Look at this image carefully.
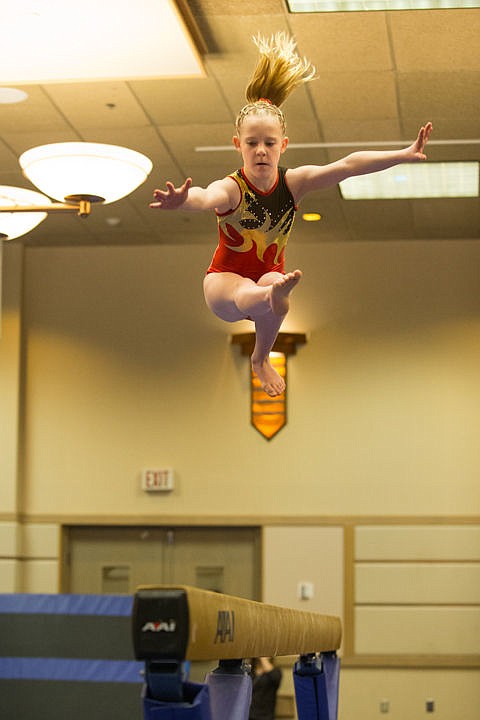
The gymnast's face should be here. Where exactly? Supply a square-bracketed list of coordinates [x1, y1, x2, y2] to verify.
[233, 113, 288, 184]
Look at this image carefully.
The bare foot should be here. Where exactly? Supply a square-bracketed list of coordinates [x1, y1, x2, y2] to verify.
[269, 269, 302, 316]
[252, 358, 286, 397]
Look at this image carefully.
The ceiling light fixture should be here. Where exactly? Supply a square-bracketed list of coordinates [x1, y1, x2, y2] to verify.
[1, 0, 205, 84]
[0, 187, 51, 241]
[287, 0, 480, 12]
[19, 143, 153, 205]
[0, 142, 153, 240]
[339, 162, 479, 199]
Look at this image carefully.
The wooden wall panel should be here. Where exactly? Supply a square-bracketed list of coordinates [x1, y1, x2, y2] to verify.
[355, 606, 480, 655]
[356, 563, 480, 605]
[353, 523, 480, 662]
[356, 526, 480, 561]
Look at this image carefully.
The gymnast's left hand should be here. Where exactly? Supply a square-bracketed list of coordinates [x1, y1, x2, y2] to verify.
[405, 122, 433, 161]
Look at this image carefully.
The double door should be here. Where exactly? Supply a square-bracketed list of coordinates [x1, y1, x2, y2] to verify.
[63, 525, 260, 680]
[65, 525, 260, 598]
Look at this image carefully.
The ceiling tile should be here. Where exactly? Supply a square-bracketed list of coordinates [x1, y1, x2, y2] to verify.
[201, 13, 290, 55]
[44, 82, 150, 130]
[320, 119, 403, 145]
[389, 9, 480, 72]
[412, 198, 479, 239]
[189, 0, 285, 15]
[398, 71, 480, 120]
[423, 143, 480, 163]
[310, 71, 398, 120]
[283, 146, 329, 168]
[0, 86, 72, 133]
[2, 129, 80, 156]
[129, 77, 231, 126]
[160, 122, 235, 167]
[0, 143, 22, 173]
[205, 56, 251, 111]
[295, 197, 350, 243]
[138, 206, 219, 244]
[78, 199, 150, 234]
[342, 199, 415, 240]
[22, 214, 94, 246]
[290, 11, 392, 72]
[280, 90, 321, 140]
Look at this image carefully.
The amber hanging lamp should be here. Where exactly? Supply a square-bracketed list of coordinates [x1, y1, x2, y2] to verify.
[232, 332, 307, 440]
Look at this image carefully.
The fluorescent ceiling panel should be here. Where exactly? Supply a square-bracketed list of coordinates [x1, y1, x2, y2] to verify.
[1, 0, 204, 84]
[339, 162, 479, 199]
[287, 0, 479, 10]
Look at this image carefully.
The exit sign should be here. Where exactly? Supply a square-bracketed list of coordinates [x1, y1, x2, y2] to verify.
[141, 468, 174, 492]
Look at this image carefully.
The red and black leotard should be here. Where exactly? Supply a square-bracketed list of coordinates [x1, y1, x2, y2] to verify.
[206, 167, 297, 282]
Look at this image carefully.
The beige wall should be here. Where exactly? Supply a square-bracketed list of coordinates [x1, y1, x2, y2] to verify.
[0, 243, 22, 516]
[0, 244, 23, 589]
[12, 240, 480, 519]
[1, 238, 480, 716]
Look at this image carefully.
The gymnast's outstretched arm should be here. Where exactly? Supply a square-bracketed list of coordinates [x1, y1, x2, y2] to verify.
[150, 176, 238, 214]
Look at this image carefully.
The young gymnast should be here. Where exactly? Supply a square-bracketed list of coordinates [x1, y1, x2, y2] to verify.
[151, 33, 432, 397]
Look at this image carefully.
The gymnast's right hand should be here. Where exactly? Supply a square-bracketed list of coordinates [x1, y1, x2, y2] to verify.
[150, 177, 192, 209]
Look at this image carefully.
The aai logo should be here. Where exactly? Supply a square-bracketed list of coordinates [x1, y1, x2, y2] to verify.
[141, 620, 176, 633]
[214, 610, 235, 643]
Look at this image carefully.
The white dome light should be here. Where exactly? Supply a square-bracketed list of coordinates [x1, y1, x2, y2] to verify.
[0, 186, 50, 240]
[19, 142, 153, 204]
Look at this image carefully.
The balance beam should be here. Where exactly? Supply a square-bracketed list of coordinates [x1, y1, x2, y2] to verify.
[132, 585, 342, 662]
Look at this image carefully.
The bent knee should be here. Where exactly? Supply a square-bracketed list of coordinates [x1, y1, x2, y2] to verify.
[203, 273, 249, 322]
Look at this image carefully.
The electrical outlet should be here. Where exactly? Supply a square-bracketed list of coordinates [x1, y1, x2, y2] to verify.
[297, 581, 314, 600]
[426, 699, 435, 713]
[380, 700, 390, 713]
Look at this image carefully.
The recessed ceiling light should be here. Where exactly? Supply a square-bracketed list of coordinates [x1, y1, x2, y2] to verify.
[0, 88, 28, 104]
[339, 162, 479, 199]
[105, 217, 122, 227]
[287, 0, 479, 12]
[302, 212, 322, 221]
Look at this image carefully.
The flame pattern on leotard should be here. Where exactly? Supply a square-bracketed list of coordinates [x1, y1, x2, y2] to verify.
[209, 167, 296, 281]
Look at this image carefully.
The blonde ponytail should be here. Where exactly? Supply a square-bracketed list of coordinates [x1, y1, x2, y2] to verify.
[246, 33, 316, 107]
[236, 33, 315, 134]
